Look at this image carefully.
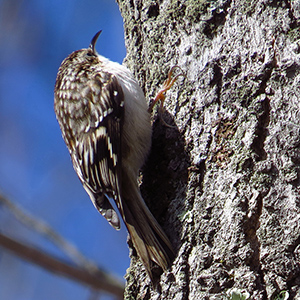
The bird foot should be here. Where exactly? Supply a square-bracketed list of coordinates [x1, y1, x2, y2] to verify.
[148, 66, 185, 127]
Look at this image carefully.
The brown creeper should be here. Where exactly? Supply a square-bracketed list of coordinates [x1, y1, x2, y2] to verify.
[54, 31, 174, 281]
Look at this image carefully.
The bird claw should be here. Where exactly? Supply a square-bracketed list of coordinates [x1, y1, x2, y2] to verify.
[148, 66, 185, 127]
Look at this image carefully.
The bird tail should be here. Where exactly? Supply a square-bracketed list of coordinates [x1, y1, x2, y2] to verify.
[120, 171, 174, 281]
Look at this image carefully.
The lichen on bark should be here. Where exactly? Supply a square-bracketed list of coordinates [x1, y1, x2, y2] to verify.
[117, 0, 300, 299]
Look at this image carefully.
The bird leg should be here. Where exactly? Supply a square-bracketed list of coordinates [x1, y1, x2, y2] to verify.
[148, 66, 185, 127]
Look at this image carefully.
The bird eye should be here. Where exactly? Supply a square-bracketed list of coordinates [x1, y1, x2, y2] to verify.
[86, 52, 94, 57]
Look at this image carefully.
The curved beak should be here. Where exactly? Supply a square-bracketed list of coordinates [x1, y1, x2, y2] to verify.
[89, 30, 102, 54]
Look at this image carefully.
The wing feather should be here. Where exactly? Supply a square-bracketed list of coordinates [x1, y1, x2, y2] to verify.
[72, 72, 125, 229]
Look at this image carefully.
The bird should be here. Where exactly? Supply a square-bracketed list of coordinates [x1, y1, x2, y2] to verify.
[54, 30, 175, 281]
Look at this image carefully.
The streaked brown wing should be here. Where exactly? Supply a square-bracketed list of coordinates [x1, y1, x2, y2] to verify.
[72, 72, 125, 229]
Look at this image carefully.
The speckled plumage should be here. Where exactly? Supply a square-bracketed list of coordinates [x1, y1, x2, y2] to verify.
[54, 31, 174, 281]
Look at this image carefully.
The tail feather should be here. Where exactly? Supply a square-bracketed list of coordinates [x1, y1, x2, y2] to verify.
[121, 172, 174, 280]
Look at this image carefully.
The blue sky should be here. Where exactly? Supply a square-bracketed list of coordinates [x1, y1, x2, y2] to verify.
[0, 0, 128, 299]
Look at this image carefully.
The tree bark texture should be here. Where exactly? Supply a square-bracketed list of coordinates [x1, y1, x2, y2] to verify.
[117, 1, 300, 299]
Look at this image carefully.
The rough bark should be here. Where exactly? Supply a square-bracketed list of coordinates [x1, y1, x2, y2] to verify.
[117, 0, 300, 299]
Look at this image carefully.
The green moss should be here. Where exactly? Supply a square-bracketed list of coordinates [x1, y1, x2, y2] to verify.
[274, 290, 289, 300]
[250, 172, 273, 189]
[225, 288, 250, 300]
[238, 0, 257, 15]
[184, 0, 210, 22]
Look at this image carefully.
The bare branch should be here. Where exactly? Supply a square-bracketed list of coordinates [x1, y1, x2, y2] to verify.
[0, 232, 124, 299]
[0, 193, 97, 272]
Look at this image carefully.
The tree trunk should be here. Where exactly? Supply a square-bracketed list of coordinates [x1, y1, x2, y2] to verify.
[117, 1, 300, 299]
